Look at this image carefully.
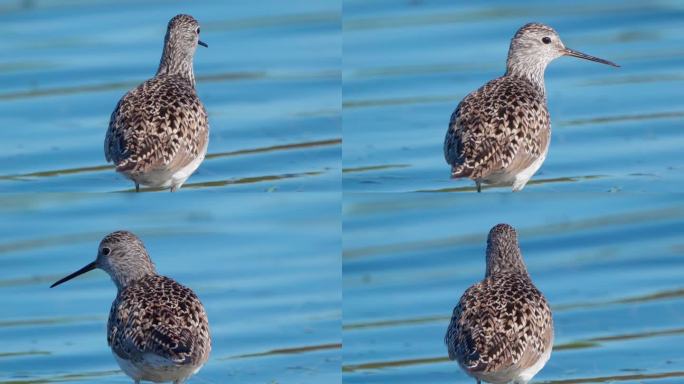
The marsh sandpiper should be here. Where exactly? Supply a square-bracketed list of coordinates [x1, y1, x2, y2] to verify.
[51, 231, 211, 383]
[444, 23, 618, 192]
[445, 224, 553, 384]
[105, 14, 209, 192]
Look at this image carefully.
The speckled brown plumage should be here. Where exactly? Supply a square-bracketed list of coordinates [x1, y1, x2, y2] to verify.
[444, 76, 550, 185]
[105, 14, 209, 192]
[51, 230, 211, 384]
[445, 224, 553, 384]
[108, 275, 211, 370]
[444, 23, 618, 192]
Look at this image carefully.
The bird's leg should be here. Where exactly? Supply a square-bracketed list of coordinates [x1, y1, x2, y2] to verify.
[476, 181, 482, 193]
[135, 183, 140, 193]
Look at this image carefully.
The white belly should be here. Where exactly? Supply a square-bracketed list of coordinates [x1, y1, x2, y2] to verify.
[514, 344, 552, 384]
[123, 138, 208, 192]
[476, 139, 549, 192]
[114, 353, 204, 383]
[169, 139, 208, 191]
[511, 145, 548, 192]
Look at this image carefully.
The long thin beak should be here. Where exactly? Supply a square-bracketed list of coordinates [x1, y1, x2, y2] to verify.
[563, 48, 619, 67]
[50, 261, 97, 288]
[198, 40, 208, 48]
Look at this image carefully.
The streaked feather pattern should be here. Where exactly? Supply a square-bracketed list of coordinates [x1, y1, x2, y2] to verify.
[104, 14, 209, 192]
[107, 275, 211, 367]
[445, 224, 553, 384]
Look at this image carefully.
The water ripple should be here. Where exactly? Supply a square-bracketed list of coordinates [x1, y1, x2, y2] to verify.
[0, 138, 340, 181]
[223, 343, 341, 360]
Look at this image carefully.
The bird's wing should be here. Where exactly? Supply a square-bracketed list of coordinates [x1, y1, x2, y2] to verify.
[444, 77, 550, 179]
[104, 77, 209, 175]
[107, 276, 210, 365]
[445, 274, 553, 373]
[445, 283, 485, 364]
[510, 285, 554, 371]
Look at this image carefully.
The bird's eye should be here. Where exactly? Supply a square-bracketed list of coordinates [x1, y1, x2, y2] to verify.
[542, 37, 551, 44]
[102, 247, 111, 256]
[196, 27, 200, 34]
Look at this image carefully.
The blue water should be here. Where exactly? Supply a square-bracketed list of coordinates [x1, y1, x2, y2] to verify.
[0, 193, 341, 383]
[0, 0, 341, 192]
[343, 193, 684, 383]
[342, 0, 684, 192]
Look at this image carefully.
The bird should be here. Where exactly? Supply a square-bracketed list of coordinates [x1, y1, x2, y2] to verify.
[51, 231, 211, 383]
[444, 23, 619, 192]
[444, 224, 553, 384]
[105, 14, 210, 192]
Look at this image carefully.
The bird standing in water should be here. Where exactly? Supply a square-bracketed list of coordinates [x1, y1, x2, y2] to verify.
[105, 14, 209, 192]
[444, 23, 618, 192]
[445, 224, 553, 384]
[51, 231, 211, 383]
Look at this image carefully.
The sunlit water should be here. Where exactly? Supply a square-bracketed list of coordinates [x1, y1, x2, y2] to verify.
[342, 0, 684, 192]
[343, 193, 684, 383]
[0, 0, 341, 192]
[0, 193, 341, 383]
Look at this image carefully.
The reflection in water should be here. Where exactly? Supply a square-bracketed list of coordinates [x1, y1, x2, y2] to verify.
[343, 356, 449, 373]
[0, 350, 50, 358]
[415, 175, 607, 192]
[180, 170, 325, 191]
[226, 342, 341, 360]
[342, 164, 410, 174]
[0, 369, 123, 384]
[343, 94, 452, 109]
[0, 139, 341, 193]
[0, 315, 104, 329]
[342, 325, 684, 373]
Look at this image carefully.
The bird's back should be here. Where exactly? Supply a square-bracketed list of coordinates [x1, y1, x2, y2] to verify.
[107, 275, 211, 372]
[444, 76, 550, 182]
[445, 272, 553, 383]
[105, 74, 209, 178]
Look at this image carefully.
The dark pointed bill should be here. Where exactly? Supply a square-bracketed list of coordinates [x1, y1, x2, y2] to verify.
[50, 261, 97, 288]
[563, 48, 619, 67]
[198, 40, 208, 48]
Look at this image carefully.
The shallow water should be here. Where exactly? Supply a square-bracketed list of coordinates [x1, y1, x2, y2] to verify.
[0, 193, 340, 383]
[343, 193, 684, 383]
[342, 0, 684, 192]
[0, 0, 341, 192]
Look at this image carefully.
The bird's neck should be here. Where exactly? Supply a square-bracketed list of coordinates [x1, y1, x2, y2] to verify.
[111, 264, 157, 292]
[505, 58, 547, 98]
[485, 247, 529, 278]
[156, 43, 196, 86]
